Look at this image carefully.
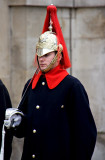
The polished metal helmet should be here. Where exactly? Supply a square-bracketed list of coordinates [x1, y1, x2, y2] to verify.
[36, 31, 60, 57]
[36, 30, 63, 72]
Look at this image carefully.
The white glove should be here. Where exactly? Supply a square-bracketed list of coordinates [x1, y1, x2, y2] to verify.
[4, 108, 24, 129]
[4, 114, 22, 129]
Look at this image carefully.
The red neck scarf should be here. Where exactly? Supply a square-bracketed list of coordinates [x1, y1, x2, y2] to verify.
[32, 65, 69, 89]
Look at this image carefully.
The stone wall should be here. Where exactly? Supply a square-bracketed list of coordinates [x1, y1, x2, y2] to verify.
[0, 0, 11, 92]
[0, 0, 105, 159]
[71, 7, 105, 160]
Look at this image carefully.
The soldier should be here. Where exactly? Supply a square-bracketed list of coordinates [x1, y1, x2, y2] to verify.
[5, 5, 97, 160]
[0, 80, 12, 160]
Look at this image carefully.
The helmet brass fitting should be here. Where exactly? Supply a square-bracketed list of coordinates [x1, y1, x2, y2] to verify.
[36, 31, 63, 72]
[36, 31, 63, 57]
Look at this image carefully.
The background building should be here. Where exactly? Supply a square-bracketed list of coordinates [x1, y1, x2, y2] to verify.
[0, 0, 105, 159]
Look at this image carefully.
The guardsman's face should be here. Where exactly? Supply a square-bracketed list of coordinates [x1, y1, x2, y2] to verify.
[38, 51, 56, 71]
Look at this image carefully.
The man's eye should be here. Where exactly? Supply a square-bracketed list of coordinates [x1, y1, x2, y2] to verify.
[44, 54, 48, 57]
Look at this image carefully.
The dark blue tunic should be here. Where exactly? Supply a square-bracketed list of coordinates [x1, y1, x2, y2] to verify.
[15, 75, 97, 160]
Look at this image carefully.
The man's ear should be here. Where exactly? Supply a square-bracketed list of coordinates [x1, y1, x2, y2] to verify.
[59, 53, 62, 61]
[57, 44, 63, 62]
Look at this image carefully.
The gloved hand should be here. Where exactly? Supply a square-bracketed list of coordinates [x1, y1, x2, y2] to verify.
[4, 114, 22, 129]
[4, 108, 24, 129]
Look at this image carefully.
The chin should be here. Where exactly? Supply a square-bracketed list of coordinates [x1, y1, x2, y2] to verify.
[40, 67, 46, 70]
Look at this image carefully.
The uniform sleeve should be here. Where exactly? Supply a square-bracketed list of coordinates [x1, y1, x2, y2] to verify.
[69, 81, 97, 160]
[0, 81, 13, 160]
[0, 84, 5, 151]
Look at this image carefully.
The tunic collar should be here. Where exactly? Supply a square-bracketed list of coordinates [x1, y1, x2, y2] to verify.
[32, 64, 69, 89]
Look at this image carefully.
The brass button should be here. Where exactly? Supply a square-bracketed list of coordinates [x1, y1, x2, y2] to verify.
[33, 129, 36, 134]
[61, 105, 64, 108]
[36, 105, 40, 109]
[42, 82, 45, 85]
[32, 154, 35, 158]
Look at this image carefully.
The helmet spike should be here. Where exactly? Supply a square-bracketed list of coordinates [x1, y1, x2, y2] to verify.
[48, 18, 53, 32]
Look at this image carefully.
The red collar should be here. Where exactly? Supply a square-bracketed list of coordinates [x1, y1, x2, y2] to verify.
[32, 65, 69, 89]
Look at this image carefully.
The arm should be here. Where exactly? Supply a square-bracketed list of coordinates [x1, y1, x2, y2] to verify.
[0, 80, 13, 160]
[69, 81, 97, 160]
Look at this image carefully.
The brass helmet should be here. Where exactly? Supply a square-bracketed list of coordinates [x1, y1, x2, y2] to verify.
[36, 28, 63, 72]
[36, 31, 59, 57]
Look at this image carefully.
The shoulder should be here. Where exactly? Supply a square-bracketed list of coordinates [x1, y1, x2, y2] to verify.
[64, 74, 88, 96]
[0, 79, 8, 93]
[0, 79, 4, 87]
[22, 79, 32, 95]
[64, 74, 83, 88]
[0, 80, 4, 97]
[66, 75, 89, 100]
[24, 79, 32, 87]
[0, 80, 12, 108]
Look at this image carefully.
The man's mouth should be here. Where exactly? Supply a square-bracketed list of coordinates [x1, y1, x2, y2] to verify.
[40, 64, 46, 67]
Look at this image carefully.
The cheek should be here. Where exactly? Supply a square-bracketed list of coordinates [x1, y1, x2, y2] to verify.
[49, 56, 55, 63]
[47, 56, 54, 62]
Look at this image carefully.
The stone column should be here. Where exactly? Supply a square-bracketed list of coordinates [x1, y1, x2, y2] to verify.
[71, 8, 105, 160]
[0, 0, 11, 93]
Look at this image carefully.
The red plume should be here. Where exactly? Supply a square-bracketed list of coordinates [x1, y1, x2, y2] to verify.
[42, 5, 71, 69]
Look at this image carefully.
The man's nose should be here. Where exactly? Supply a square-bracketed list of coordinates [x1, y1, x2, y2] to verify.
[39, 56, 45, 61]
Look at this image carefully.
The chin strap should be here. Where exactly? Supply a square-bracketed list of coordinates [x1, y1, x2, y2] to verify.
[41, 44, 63, 73]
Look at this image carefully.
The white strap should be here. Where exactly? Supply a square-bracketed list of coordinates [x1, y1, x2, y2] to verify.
[0, 125, 5, 160]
